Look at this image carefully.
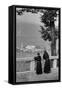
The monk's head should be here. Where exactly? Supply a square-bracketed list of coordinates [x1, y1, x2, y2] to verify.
[37, 53, 40, 56]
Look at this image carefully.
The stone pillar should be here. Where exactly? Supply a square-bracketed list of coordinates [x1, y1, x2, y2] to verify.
[53, 59, 57, 68]
[30, 60, 35, 71]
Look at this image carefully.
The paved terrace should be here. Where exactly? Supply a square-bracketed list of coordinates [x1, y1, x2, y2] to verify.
[16, 56, 59, 82]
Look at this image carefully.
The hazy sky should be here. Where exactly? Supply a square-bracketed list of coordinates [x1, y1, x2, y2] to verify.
[16, 8, 58, 50]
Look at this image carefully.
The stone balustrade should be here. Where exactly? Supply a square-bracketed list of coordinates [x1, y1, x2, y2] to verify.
[16, 56, 59, 73]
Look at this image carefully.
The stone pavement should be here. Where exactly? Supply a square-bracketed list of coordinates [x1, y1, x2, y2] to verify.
[16, 67, 59, 82]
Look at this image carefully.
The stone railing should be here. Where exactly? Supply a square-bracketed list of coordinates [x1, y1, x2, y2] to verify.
[50, 56, 59, 68]
[16, 57, 35, 73]
[16, 56, 59, 73]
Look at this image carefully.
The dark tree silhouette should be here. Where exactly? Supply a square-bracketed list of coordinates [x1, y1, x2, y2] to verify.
[16, 8, 59, 56]
[40, 10, 59, 56]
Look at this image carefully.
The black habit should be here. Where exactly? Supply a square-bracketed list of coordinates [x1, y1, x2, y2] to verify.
[34, 55, 42, 74]
[43, 51, 51, 73]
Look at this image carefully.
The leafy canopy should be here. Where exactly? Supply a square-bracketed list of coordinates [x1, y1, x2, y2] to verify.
[16, 8, 59, 41]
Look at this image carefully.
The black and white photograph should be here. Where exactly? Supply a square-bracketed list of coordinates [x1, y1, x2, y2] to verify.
[16, 6, 60, 83]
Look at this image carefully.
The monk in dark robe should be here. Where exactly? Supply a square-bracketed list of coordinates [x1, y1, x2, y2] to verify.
[34, 53, 42, 74]
[43, 50, 51, 73]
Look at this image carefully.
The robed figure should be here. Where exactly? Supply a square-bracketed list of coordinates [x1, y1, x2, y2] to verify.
[43, 50, 51, 73]
[34, 53, 42, 74]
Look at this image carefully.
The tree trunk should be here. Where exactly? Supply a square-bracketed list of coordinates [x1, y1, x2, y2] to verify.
[51, 21, 57, 56]
[51, 39, 57, 56]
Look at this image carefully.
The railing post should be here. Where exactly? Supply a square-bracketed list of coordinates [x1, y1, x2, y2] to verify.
[52, 59, 57, 68]
[30, 60, 35, 71]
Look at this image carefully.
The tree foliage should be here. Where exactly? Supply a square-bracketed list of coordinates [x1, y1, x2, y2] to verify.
[40, 10, 59, 41]
[16, 8, 59, 42]
[16, 8, 41, 15]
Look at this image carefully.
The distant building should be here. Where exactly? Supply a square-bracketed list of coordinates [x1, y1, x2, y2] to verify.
[20, 42, 24, 50]
[25, 45, 35, 50]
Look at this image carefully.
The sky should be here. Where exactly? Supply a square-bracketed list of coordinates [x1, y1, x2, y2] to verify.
[16, 8, 58, 51]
